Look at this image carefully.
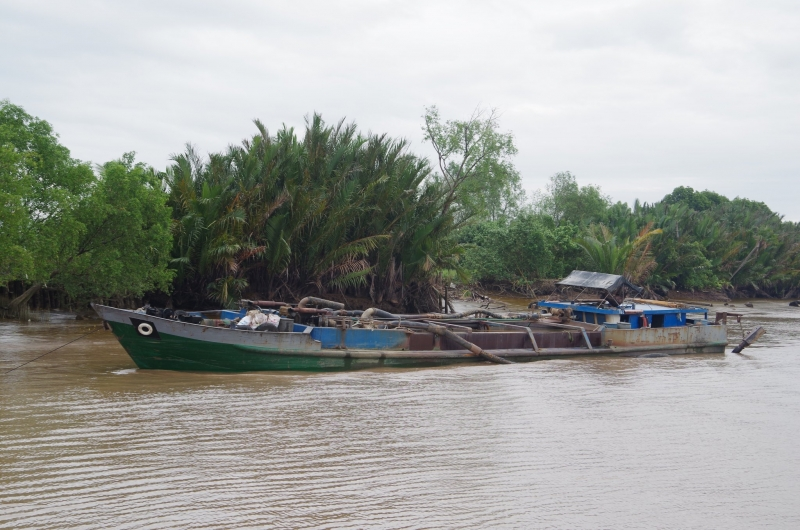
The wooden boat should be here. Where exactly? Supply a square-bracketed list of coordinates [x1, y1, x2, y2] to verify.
[92, 271, 740, 372]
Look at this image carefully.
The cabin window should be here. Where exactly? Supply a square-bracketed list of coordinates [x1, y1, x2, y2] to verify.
[650, 314, 665, 328]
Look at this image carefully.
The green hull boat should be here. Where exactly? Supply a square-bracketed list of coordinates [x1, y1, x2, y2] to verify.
[92, 299, 729, 372]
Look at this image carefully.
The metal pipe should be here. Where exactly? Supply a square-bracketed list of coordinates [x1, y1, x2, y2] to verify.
[334, 310, 365, 317]
[360, 307, 397, 320]
[246, 300, 289, 308]
[388, 309, 507, 320]
[292, 307, 332, 315]
[296, 297, 345, 310]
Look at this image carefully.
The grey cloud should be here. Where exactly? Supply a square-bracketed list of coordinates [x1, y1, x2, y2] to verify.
[1, 0, 798, 218]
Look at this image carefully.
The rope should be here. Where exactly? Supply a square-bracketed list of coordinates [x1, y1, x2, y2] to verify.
[3, 327, 102, 375]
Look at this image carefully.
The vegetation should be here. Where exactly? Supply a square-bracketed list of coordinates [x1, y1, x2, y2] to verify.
[0, 101, 172, 313]
[461, 179, 800, 297]
[422, 106, 524, 221]
[2, 99, 799, 315]
[164, 115, 465, 310]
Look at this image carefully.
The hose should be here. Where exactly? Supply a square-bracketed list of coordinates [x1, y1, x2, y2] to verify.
[359, 308, 507, 320]
[423, 309, 506, 320]
[296, 297, 345, 310]
[360, 307, 397, 320]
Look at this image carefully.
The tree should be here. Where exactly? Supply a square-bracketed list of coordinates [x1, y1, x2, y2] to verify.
[662, 186, 729, 211]
[0, 120, 32, 283]
[1, 100, 94, 309]
[504, 214, 556, 283]
[48, 154, 174, 302]
[577, 223, 662, 284]
[536, 172, 609, 226]
[0, 100, 173, 310]
[422, 106, 522, 221]
[163, 114, 465, 310]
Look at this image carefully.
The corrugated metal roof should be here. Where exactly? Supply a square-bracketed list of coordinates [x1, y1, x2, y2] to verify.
[556, 270, 643, 294]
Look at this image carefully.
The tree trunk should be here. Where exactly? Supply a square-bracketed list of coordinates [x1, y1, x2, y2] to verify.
[6, 283, 43, 312]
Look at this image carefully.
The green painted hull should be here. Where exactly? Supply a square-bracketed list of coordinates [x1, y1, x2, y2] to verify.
[108, 321, 467, 372]
[96, 304, 728, 372]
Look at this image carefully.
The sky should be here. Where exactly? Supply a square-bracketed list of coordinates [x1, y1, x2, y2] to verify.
[2, 0, 799, 219]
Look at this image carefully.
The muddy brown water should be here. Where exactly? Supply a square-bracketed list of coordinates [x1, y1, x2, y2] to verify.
[1, 300, 799, 529]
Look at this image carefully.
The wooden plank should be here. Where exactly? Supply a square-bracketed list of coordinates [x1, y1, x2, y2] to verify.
[631, 298, 684, 308]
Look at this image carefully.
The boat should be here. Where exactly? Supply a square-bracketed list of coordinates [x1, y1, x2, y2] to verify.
[92, 271, 753, 372]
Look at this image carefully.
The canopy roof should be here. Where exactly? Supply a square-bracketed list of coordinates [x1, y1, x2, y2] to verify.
[556, 270, 643, 294]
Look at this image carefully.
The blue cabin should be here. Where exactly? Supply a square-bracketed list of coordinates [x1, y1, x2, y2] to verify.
[537, 271, 709, 329]
[537, 300, 708, 329]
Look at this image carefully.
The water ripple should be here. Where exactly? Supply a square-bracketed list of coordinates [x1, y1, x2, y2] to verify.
[2, 301, 800, 528]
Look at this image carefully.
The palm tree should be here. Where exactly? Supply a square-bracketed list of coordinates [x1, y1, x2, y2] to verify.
[162, 114, 466, 310]
[578, 223, 662, 284]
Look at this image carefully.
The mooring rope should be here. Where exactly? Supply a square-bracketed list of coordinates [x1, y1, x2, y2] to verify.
[3, 326, 102, 375]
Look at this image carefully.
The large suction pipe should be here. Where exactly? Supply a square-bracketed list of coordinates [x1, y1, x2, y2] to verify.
[297, 297, 345, 310]
[360, 307, 397, 320]
[411, 309, 507, 320]
[358, 308, 507, 320]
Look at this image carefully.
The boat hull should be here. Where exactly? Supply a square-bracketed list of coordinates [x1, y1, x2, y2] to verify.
[105, 319, 470, 371]
[94, 305, 728, 372]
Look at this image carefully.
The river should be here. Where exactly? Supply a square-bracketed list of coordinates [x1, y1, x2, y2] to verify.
[1, 300, 799, 529]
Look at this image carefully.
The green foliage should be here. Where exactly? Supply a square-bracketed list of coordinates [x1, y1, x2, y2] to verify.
[459, 221, 514, 282]
[504, 215, 555, 281]
[602, 190, 800, 294]
[549, 223, 586, 278]
[0, 101, 173, 304]
[662, 186, 728, 211]
[459, 214, 583, 287]
[422, 106, 523, 221]
[51, 155, 174, 300]
[5, 97, 799, 309]
[535, 172, 610, 226]
[0, 99, 94, 284]
[464, 177, 800, 297]
[165, 114, 464, 308]
[0, 126, 33, 283]
[577, 224, 662, 284]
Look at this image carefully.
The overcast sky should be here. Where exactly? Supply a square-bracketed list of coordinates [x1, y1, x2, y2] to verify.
[2, 0, 799, 219]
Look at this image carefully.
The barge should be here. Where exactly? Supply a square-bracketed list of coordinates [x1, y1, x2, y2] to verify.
[93, 271, 739, 372]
